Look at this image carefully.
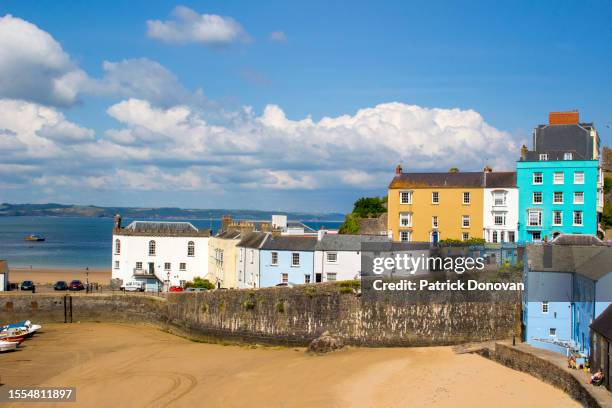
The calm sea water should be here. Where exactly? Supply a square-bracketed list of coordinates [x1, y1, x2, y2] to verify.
[0, 217, 343, 269]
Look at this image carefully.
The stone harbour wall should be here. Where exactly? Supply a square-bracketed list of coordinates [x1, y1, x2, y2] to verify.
[0, 284, 521, 347]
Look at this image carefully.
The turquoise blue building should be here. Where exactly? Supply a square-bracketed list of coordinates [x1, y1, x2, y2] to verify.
[259, 236, 316, 287]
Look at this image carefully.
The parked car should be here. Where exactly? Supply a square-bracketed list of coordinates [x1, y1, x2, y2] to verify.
[185, 287, 207, 292]
[68, 280, 85, 291]
[275, 283, 294, 288]
[53, 281, 68, 291]
[169, 286, 184, 292]
[20, 280, 35, 292]
[121, 281, 145, 292]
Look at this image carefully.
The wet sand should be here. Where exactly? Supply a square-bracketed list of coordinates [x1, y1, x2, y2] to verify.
[9, 268, 110, 285]
[0, 323, 579, 408]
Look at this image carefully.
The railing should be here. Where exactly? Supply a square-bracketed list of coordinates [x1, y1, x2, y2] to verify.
[133, 268, 154, 276]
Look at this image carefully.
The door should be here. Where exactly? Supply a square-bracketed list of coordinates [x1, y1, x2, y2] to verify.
[148, 262, 155, 275]
[431, 231, 439, 245]
[315, 273, 322, 283]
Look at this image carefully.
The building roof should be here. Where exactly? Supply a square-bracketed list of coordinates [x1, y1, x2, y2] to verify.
[236, 232, 269, 248]
[215, 230, 242, 240]
[551, 234, 605, 246]
[484, 172, 516, 188]
[287, 221, 315, 232]
[523, 150, 588, 161]
[314, 234, 390, 251]
[531, 123, 596, 160]
[389, 171, 484, 189]
[527, 244, 612, 281]
[590, 304, 612, 340]
[116, 221, 210, 237]
[261, 235, 318, 251]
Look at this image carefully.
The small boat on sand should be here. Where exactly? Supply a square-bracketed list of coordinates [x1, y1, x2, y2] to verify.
[0, 328, 27, 344]
[24, 234, 45, 242]
[0, 340, 18, 352]
[2, 321, 42, 337]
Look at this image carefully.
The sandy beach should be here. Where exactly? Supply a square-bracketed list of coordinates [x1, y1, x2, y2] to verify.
[9, 268, 111, 285]
[0, 323, 579, 408]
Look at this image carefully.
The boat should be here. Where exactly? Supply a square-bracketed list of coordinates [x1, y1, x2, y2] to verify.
[0, 340, 18, 352]
[2, 321, 42, 337]
[0, 328, 27, 344]
[24, 234, 45, 242]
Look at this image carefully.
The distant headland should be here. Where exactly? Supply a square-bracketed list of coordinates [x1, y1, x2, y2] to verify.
[0, 203, 345, 222]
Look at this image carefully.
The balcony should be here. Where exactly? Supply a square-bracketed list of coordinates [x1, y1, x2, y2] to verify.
[133, 268, 155, 277]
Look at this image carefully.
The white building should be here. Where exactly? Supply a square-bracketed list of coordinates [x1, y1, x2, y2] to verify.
[111, 215, 210, 291]
[235, 232, 269, 289]
[483, 171, 519, 243]
[0, 260, 8, 291]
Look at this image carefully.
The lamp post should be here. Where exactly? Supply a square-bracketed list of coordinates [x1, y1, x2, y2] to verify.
[166, 271, 170, 292]
[85, 267, 89, 293]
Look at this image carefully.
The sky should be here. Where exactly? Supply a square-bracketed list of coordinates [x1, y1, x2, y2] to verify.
[0, 0, 611, 213]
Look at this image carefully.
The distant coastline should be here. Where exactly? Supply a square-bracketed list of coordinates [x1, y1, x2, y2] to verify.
[0, 203, 345, 222]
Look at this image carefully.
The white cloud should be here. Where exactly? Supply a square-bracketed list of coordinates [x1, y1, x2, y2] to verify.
[269, 31, 287, 43]
[0, 15, 88, 106]
[146, 6, 249, 45]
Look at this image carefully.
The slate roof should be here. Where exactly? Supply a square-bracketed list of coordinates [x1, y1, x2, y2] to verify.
[287, 221, 315, 232]
[551, 234, 605, 246]
[236, 232, 269, 248]
[484, 172, 516, 188]
[532, 124, 596, 160]
[117, 221, 210, 237]
[389, 172, 483, 189]
[527, 244, 612, 281]
[523, 150, 588, 161]
[215, 230, 242, 240]
[590, 304, 612, 340]
[314, 234, 390, 251]
[261, 236, 317, 251]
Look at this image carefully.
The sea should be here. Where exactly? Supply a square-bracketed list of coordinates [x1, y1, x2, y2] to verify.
[0, 216, 343, 269]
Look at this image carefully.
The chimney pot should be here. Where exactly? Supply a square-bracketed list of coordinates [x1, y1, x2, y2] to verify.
[395, 164, 402, 175]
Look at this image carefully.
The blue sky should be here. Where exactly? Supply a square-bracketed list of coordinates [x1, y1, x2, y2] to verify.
[0, 1, 610, 212]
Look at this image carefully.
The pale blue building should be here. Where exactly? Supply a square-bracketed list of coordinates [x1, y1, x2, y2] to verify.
[259, 236, 317, 287]
[523, 237, 612, 357]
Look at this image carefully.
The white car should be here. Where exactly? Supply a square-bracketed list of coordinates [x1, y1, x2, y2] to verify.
[121, 281, 145, 292]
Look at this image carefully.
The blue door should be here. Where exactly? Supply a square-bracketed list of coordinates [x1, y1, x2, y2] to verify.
[431, 231, 439, 245]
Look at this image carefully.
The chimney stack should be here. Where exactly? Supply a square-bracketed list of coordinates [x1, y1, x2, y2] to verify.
[221, 215, 232, 233]
[520, 144, 528, 160]
[483, 166, 493, 173]
[549, 111, 579, 125]
[395, 164, 402, 175]
[113, 214, 122, 230]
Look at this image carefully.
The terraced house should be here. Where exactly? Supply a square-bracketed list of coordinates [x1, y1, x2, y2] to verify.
[517, 111, 603, 242]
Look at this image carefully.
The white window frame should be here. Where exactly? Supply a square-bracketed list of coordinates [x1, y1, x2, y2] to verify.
[291, 252, 300, 267]
[553, 172, 564, 184]
[493, 191, 506, 206]
[533, 172, 543, 185]
[432, 216, 438, 228]
[493, 213, 505, 226]
[164, 262, 171, 270]
[573, 191, 584, 204]
[400, 190, 413, 204]
[553, 191, 563, 204]
[281, 273, 288, 284]
[542, 301, 549, 314]
[326, 252, 338, 264]
[532, 192, 542, 204]
[304, 274, 311, 284]
[492, 231, 498, 243]
[148, 240, 156, 256]
[400, 230, 411, 242]
[271, 252, 278, 266]
[573, 211, 583, 226]
[326, 272, 337, 282]
[462, 232, 469, 241]
[432, 191, 439, 204]
[399, 212, 412, 227]
[187, 241, 195, 257]
[549, 328, 556, 337]
[136, 261, 143, 270]
[528, 210, 542, 226]
[462, 215, 470, 228]
[553, 211, 563, 226]
[179, 262, 186, 271]
[539, 153, 548, 161]
[564, 152, 573, 160]
[462, 192, 471, 204]
[114, 260, 120, 269]
[574, 171, 584, 184]
[114, 239, 121, 255]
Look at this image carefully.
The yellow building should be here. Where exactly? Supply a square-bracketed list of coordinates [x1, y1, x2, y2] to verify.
[387, 165, 484, 242]
[207, 230, 241, 289]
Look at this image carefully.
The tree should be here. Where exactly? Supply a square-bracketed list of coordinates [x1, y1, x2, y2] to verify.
[602, 146, 612, 172]
[448, 167, 459, 173]
[184, 277, 215, 290]
[352, 196, 387, 218]
[339, 213, 360, 234]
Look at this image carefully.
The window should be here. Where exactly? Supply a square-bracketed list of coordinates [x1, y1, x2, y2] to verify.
[114, 260, 119, 269]
[179, 262, 186, 271]
[271, 252, 278, 266]
[532, 231, 541, 241]
[399, 212, 412, 227]
[114, 239, 121, 255]
[493, 191, 506, 206]
[573, 192, 584, 204]
[549, 328, 556, 337]
[281, 273, 288, 284]
[553, 172, 564, 184]
[291, 252, 300, 266]
[462, 215, 470, 228]
[462, 232, 469, 241]
[432, 191, 439, 204]
[528, 210, 542, 226]
[574, 171, 584, 184]
[564, 152, 573, 160]
[463, 192, 471, 204]
[400, 231, 411, 242]
[508, 232, 515, 243]
[532, 192, 542, 204]
[573, 211, 583, 226]
[492, 231, 498, 243]
[533, 172, 543, 184]
[432, 216, 438, 228]
[326, 273, 337, 281]
[136, 262, 143, 270]
[187, 241, 195, 256]
[400, 190, 412, 204]
[541, 301, 549, 313]
[304, 274, 311, 284]
[164, 262, 171, 270]
[539, 153, 548, 161]
[553, 192, 563, 204]
[493, 213, 505, 226]
[326, 252, 338, 263]
[148, 240, 156, 256]
[553, 211, 563, 226]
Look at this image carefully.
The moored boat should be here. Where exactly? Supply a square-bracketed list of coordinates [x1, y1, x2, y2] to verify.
[0, 340, 19, 352]
[24, 234, 45, 242]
